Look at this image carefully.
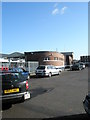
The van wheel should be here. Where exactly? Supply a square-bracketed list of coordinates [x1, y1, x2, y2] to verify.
[48, 72, 52, 77]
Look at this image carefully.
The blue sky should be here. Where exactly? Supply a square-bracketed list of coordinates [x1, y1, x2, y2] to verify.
[2, 2, 88, 60]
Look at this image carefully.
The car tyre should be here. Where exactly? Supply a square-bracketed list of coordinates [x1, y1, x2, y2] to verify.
[58, 71, 61, 75]
[20, 96, 25, 103]
[36, 75, 39, 78]
[79, 68, 81, 70]
[48, 72, 52, 77]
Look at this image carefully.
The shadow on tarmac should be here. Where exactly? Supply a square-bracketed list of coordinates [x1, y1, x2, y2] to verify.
[1, 114, 90, 120]
[2, 103, 12, 110]
[43, 113, 90, 120]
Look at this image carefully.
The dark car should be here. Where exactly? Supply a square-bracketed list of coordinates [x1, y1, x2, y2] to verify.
[70, 63, 83, 71]
[0, 71, 30, 104]
[9, 67, 30, 80]
[83, 93, 90, 115]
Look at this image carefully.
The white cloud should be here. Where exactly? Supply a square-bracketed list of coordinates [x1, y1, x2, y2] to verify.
[52, 8, 59, 15]
[54, 3, 59, 8]
[60, 6, 68, 15]
[52, 5, 68, 16]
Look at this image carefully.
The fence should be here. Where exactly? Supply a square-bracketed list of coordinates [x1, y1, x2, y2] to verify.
[25, 61, 39, 73]
[0, 61, 39, 74]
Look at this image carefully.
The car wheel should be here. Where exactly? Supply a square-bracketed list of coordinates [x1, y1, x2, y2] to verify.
[58, 71, 61, 75]
[79, 68, 81, 70]
[36, 75, 39, 78]
[84, 108, 90, 117]
[70, 67, 72, 71]
[20, 96, 25, 102]
[48, 72, 52, 77]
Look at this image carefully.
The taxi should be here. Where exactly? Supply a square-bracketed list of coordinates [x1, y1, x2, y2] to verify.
[0, 71, 30, 104]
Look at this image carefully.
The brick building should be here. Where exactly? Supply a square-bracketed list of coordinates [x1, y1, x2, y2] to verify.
[24, 51, 65, 67]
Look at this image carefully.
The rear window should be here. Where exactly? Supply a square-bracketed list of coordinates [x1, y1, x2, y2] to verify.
[73, 64, 79, 66]
[37, 66, 45, 69]
[1, 73, 23, 81]
[9, 68, 23, 72]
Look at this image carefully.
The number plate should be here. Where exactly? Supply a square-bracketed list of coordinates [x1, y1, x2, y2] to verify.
[4, 88, 19, 94]
[24, 92, 30, 100]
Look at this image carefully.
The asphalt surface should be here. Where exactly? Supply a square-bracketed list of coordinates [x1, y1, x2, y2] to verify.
[1, 68, 89, 119]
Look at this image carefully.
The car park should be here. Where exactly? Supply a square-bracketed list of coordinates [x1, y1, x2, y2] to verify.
[9, 67, 30, 80]
[35, 65, 62, 77]
[0, 71, 30, 104]
[83, 93, 90, 115]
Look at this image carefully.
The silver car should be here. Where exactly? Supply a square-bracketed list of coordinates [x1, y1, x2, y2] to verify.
[35, 65, 62, 77]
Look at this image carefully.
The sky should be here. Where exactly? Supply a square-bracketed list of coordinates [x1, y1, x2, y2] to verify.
[2, 2, 88, 60]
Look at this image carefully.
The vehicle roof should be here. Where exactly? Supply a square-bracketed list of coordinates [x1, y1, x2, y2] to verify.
[0, 71, 20, 74]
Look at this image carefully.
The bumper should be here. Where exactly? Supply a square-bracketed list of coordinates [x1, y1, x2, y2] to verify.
[36, 72, 48, 76]
[0, 92, 30, 103]
[72, 67, 79, 70]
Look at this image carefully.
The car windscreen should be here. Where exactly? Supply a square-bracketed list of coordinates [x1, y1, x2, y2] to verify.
[10, 68, 23, 72]
[37, 66, 45, 69]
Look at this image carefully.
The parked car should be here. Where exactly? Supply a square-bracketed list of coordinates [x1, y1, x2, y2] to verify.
[0, 66, 8, 71]
[79, 62, 86, 69]
[35, 65, 62, 77]
[59, 66, 65, 71]
[85, 62, 90, 67]
[55, 67, 64, 73]
[83, 93, 90, 115]
[0, 71, 30, 104]
[9, 67, 30, 80]
[70, 63, 83, 71]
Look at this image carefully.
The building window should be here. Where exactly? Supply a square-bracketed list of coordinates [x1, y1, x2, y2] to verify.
[59, 58, 63, 61]
[44, 57, 50, 61]
[54, 57, 58, 60]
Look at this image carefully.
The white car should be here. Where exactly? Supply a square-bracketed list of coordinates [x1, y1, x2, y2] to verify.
[35, 65, 62, 77]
